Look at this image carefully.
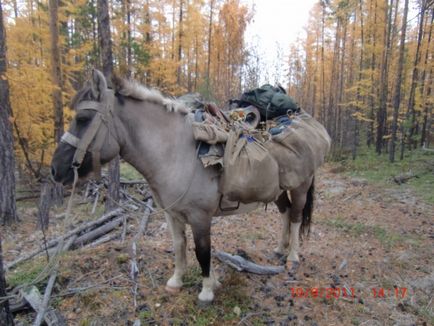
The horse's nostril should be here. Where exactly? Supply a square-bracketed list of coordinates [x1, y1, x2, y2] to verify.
[51, 166, 56, 178]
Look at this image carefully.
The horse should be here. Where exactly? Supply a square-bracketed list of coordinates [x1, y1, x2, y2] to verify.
[51, 69, 329, 304]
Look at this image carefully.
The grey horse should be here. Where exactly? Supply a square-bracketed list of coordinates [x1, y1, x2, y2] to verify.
[51, 70, 328, 304]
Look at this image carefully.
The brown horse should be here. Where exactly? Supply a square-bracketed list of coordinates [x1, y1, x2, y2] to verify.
[51, 70, 329, 303]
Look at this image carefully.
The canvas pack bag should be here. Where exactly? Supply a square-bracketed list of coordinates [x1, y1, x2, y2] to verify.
[220, 128, 281, 203]
[266, 111, 331, 189]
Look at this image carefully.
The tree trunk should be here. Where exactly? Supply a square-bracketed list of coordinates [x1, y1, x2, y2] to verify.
[176, 0, 184, 85]
[206, 0, 214, 93]
[320, 0, 326, 126]
[49, 0, 64, 207]
[49, 0, 64, 144]
[37, 179, 53, 230]
[0, 235, 14, 325]
[406, 0, 426, 149]
[420, 9, 433, 147]
[337, 18, 347, 150]
[0, 0, 17, 225]
[97, 0, 114, 78]
[328, 19, 341, 142]
[353, 0, 365, 160]
[376, 0, 394, 154]
[389, 0, 409, 162]
[367, 0, 378, 148]
[126, 0, 132, 78]
[97, 0, 120, 212]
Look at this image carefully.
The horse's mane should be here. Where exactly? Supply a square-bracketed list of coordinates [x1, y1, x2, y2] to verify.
[71, 75, 190, 115]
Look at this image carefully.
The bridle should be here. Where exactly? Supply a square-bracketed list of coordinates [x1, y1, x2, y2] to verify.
[60, 89, 115, 178]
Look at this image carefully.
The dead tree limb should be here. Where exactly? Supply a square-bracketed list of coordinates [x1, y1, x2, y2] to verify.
[84, 232, 120, 248]
[130, 198, 153, 308]
[72, 216, 124, 248]
[32, 236, 76, 326]
[214, 251, 285, 275]
[6, 208, 123, 270]
[392, 172, 418, 184]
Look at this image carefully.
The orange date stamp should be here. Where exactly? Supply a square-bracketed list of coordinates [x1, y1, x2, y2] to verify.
[290, 287, 408, 299]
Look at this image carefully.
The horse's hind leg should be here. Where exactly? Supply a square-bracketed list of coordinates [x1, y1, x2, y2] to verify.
[274, 191, 291, 257]
[165, 213, 187, 292]
[191, 220, 220, 303]
[288, 176, 314, 265]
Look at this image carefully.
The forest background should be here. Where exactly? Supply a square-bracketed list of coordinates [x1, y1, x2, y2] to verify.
[0, 0, 433, 323]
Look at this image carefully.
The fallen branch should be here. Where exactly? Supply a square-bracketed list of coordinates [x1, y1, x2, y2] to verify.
[214, 251, 285, 275]
[32, 270, 59, 326]
[28, 236, 75, 326]
[84, 232, 120, 248]
[120, 179, 147, 185]
[72, 216, 124, 248]
[422, 143, 434, 152]
[6, 208, 123, 270]
[392, 172, 418, 185]
[130, 198, 153, 308]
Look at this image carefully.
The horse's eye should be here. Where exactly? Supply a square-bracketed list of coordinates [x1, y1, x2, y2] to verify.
[76, 114, 91, 123]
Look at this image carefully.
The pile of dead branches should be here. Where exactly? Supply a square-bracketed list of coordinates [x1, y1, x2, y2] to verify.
[5, 175, 155, 325]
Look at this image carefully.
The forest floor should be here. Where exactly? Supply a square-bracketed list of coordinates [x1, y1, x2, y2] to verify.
[2, 151, 434, 326]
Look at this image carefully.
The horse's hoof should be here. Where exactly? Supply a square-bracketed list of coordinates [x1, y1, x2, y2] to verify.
[165, 285, 181, 294]
[273, 247, 286, 256]
[197, 299, 213, 308]
[286, 260, 300, 272]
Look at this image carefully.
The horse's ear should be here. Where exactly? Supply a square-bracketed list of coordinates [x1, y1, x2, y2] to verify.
[90, 69, 108, 100]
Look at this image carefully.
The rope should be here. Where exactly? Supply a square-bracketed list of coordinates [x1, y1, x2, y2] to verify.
[65, 167, 79, 219]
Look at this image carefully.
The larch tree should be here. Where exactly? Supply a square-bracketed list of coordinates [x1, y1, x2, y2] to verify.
[0, 0, 17, 225]
[389, 0, 409, 162]
[420, 8, 433, 147]
[406, 0, 428, 149]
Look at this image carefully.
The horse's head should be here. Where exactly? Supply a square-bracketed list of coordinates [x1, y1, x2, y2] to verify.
[51, 69, 120, 185]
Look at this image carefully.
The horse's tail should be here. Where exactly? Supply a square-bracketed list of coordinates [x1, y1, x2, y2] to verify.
[300, 176, 315, 238]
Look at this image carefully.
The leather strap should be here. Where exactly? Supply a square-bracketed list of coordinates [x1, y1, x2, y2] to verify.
[72, 113, 103, 167]
[61, 132, 80, 147]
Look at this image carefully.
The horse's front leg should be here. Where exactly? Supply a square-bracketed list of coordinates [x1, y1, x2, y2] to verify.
[165, 214, 187, 292]
[191, 222, 220, 303]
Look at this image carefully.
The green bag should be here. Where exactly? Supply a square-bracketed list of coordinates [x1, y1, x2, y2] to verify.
[239, 84, 299, 120]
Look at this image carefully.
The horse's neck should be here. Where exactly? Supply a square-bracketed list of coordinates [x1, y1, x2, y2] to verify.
[117, 100, 196, 202]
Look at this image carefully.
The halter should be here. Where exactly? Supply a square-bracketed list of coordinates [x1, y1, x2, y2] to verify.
[60, 89, 115, 178]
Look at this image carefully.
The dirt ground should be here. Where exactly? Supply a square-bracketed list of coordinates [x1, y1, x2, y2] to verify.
[2, 164, 433, 326]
